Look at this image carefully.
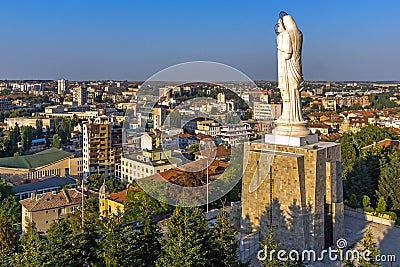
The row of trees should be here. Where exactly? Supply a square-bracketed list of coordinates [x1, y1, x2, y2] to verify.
[0, 115, 79, 156]
[0, 121, 49, 157]
[51, 115, 79, 149]
[368, 93, 398, 109]
[0, 190, 242, 267]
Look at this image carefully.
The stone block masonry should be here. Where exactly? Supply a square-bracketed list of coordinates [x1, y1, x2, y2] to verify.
[241, 141, 344, 255]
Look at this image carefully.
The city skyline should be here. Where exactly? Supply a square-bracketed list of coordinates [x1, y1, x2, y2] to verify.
[1, 0, 400, 81]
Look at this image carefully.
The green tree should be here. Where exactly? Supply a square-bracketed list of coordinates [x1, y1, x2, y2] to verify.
[45, 126, 51, 148]
[354, 125, 392, 148]
[106, 178, 126, 193]
[242, 110, 253, 121]
[52, 133, 60, 149]
[84, 193, 100, 219]
[259, 230, 282, 267]
[344, 228, 380, 267]
[132, 193, 163, 266]
[362, 195, 372, 212]
[0, 178, 13, 200]
[339, 134, 358, 179]
[348, 194, 359, 209]
[210, 210, 239, 267]
[42, 220, 75, 266]
[369, 93, 398, 109]
[0, 128, 7, 157]
[71, 215, 102, 266]
[13, 123, 21, 143]
[358, 229, 380, 266]
[54, 119, 60, 135]
[21, 126, 34, 153]
[378, 149, 400, 210]
[375, 196, 386, 215]
[123, 186, 169, 223]
[0, 178, 20, 226]
[86, 174, 105, 189]
[0, 215, 17, 266]
[5, 125, 19, 156]
[0, 195, 21, 225]
[98, 213, 135, 267]
[344, 160, 369, 202]
[59, 118, 70, 144]
[156, 207, 211, 267]
[71, 114, 79, 127]
[15, 222, 44, 267]
[35, 119, 43, 139]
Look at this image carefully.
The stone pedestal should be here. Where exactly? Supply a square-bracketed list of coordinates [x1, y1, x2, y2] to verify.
[265, 133, 318, 147]
[240, 140, 344, 259]
[273, 120, 311, 137]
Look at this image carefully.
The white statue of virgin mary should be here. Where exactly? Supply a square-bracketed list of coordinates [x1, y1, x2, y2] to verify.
[274, 13, 310, 137]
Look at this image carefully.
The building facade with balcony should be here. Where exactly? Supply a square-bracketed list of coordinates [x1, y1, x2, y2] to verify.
[82, 116, 122, 179]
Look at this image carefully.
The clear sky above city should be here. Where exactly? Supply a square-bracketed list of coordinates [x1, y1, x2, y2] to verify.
[1, 0, 399, 81]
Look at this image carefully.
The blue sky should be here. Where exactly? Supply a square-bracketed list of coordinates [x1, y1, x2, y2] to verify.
[0, 0, 399, 81]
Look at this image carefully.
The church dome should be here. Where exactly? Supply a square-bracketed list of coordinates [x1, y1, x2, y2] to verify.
[99, 182, 109, 195]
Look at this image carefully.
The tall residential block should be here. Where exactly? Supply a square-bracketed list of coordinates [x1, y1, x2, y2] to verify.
[73, 86, 88, 106]
[57, 79, 69, 95]
[82, 116, 122, 179]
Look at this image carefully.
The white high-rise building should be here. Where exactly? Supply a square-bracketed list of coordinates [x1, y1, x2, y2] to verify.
[253, 101, 282, 120]
[73, 86, 88, 106]
[57, 79, 68, 95]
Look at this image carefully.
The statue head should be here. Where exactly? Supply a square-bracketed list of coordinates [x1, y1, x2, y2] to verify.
[279, 11, 288, 19]
[274, 18, 285, 35]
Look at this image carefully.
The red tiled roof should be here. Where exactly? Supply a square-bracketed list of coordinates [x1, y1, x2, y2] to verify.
[308, 111, 337, 117]
[308, 122, 331, 129]
[362, 139, 400, 150]
[20, 189, 83, 212]
[178, 133, 192, 138]
[196, 133, 215, 140]
[108, 186, 136, 204]
[193, 145, 231, 158]
[140, 158, 229, 185]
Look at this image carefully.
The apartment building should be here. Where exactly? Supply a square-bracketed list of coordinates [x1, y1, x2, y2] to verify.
[20, 189, 84, 233]
[253, 101, 282, 120]
[82, 116, 122, 179]
[119, 149, 181, 183]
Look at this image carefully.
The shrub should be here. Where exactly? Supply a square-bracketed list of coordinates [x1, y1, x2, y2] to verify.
[362, 195, 371, 210]
[383, 211, 397, 221]
[375, 196, 386, 215]
[348, 194, 359, 209]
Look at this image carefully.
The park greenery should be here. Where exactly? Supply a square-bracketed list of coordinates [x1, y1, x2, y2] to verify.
[0, 180, 244, 267]
[340, 125, 400, 224]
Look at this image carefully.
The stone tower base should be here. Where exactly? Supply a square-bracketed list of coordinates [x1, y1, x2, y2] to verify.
[240, 140, 344, 258]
